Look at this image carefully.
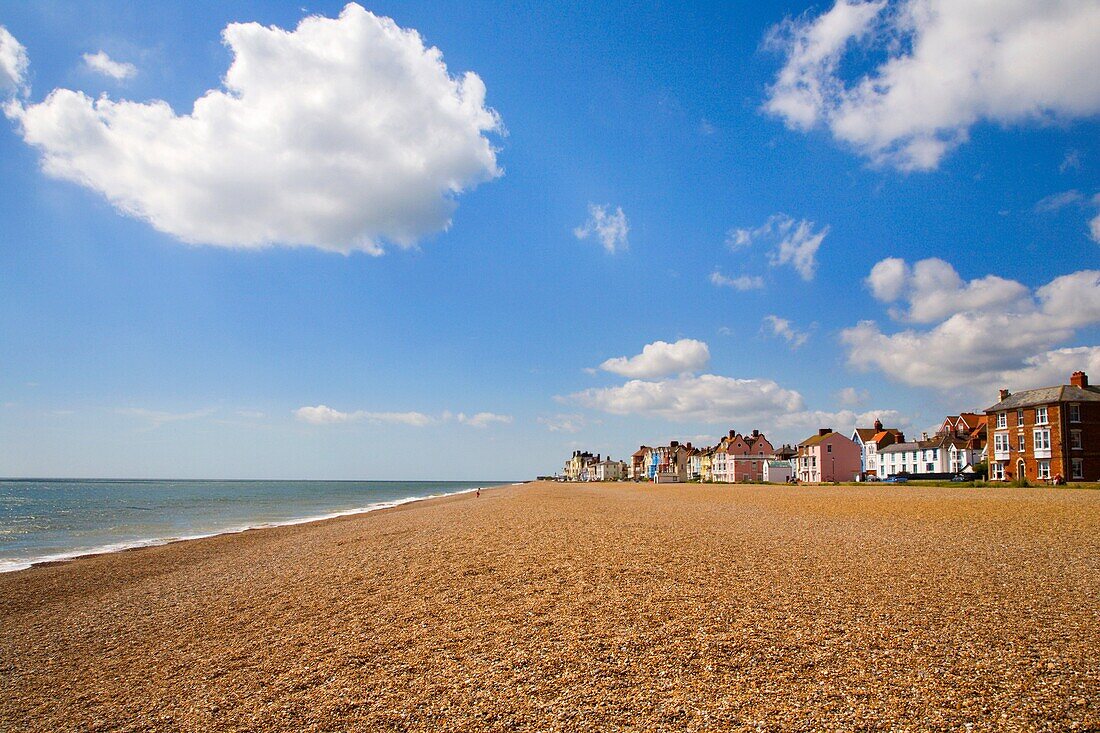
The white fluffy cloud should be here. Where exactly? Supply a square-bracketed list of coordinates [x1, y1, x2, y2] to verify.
[763, 315, 809, 349]
[0, 26, 28, 93]
[570, 374, 805, 423]
[598, 339, 710, 378]
[538, 413, 588, 433]
[5, 5, 502, 253]
[867, 257, 1030, 323]
[730, 214, 827, 281]
[710, 271, 765, 291]
[574, 204, 629, 253]
[82, 51, 137, 80]
[843, 258, 1100, 390]
[764, 0, 1100, 170]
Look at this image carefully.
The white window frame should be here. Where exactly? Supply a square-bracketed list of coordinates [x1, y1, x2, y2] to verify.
[1033, 429, 1051, 451]
[1037, 460, 1051, 480]
[991, 462, 1005, 480]
[1017, 408, 1024, 424]
[1069, 403, 1081, 423]
[1018, 434, 1025, 452]
[1071, 430, 1082, 450]
[1035, 407, 1048, 425]
[994, 433, 1010, 452]
[1072, 458, 1084, 479]
[997, 412, 1008, 429]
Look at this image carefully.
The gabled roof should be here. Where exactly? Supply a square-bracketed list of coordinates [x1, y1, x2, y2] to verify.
[854, 428, 878, 442]
[986, 384, 1100, 411]
[880, 441, 920, 454]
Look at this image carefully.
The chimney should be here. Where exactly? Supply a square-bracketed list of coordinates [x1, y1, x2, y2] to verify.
[1071, 371, 1088, 388]
[818, 428, 831, 437]
[729, 429, 736, 439]
[921, 432, 928, 441]
[752, 429, 760, 437]
[670, 440, 678, 449]
[685, 442, 693, 450]
[874, 418, 883, 430]
[999, 388, 1011, 401]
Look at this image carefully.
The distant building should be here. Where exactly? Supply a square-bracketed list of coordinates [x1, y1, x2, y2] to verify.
[707, 429, 774, 482]
[851, 419, 905, 478]
[763, 460, 792, 483]
[796, 428, 861, 483]
[589, 458, 626, 482]
[563, 451, 596, 481]
[985, 371, 1100, 483]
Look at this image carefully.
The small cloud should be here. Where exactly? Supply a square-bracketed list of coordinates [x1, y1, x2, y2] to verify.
[538, 414, 587, 433]
[836, 387, 869, 407]
[293, 405, 436, 427]
[717, 326, 733, 337]
[82, 51, 137, 80]
[1034, 189, 1085, 213]
[118, 406, 217, 427]
[236, 410, 266, 419]
[762, 315, 809, 349]
[710, 270, 764, 291]
[456, 411, 512, 428]
[698, 118, 716, 135]
[1090, 194, 1100, 244]
[574, 204, 629, 253]
[729, 214, 827, 281]
[1060, 150, 1081, 173]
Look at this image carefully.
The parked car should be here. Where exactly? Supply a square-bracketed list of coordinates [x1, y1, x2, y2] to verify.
[884, 475, 909, 484]
[950, 474, 968, 482]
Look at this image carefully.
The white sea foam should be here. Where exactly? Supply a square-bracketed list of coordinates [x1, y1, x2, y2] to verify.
[0, 484, 496, 573]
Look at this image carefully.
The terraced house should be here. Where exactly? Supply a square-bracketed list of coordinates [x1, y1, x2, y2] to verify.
[986, 371, 1100, 483]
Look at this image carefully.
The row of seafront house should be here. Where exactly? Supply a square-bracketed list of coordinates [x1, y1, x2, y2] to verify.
[559, 370, 1100, 484]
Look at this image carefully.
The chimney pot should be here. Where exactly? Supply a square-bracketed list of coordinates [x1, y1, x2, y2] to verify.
[1071, 371, 1088, 388]
[818, 428, 831, 436]
[728, 429, 735, 439]
[874, 419, 883, 430]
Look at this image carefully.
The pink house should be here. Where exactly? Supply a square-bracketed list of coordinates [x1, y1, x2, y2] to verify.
[712, 429, 774, 482]
[796, 428, 861, 483]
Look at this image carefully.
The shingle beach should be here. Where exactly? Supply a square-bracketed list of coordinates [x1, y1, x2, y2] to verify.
[2, 481, 1097, 731]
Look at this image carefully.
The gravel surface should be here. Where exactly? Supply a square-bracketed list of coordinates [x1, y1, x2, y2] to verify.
[1, 481, 1098, 732]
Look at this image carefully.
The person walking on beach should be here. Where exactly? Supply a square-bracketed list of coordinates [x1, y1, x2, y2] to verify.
[476, 487, 481, 498]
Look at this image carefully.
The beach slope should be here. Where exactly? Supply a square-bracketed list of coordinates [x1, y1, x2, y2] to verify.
[1, 481, 1097, 731]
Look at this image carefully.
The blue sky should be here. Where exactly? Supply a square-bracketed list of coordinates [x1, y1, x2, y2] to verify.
[1, 1, 1098, 479]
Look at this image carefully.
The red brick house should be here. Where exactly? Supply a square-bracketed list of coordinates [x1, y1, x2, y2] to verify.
[985, 371, 1100, 483]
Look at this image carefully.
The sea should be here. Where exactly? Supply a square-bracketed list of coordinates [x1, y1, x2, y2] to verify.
[0, 478, 513, 573]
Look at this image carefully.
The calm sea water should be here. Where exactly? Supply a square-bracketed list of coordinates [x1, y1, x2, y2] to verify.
[0, 479, 513, 572]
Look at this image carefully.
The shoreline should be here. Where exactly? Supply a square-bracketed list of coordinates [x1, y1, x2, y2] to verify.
[1, 481, 525, 575]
